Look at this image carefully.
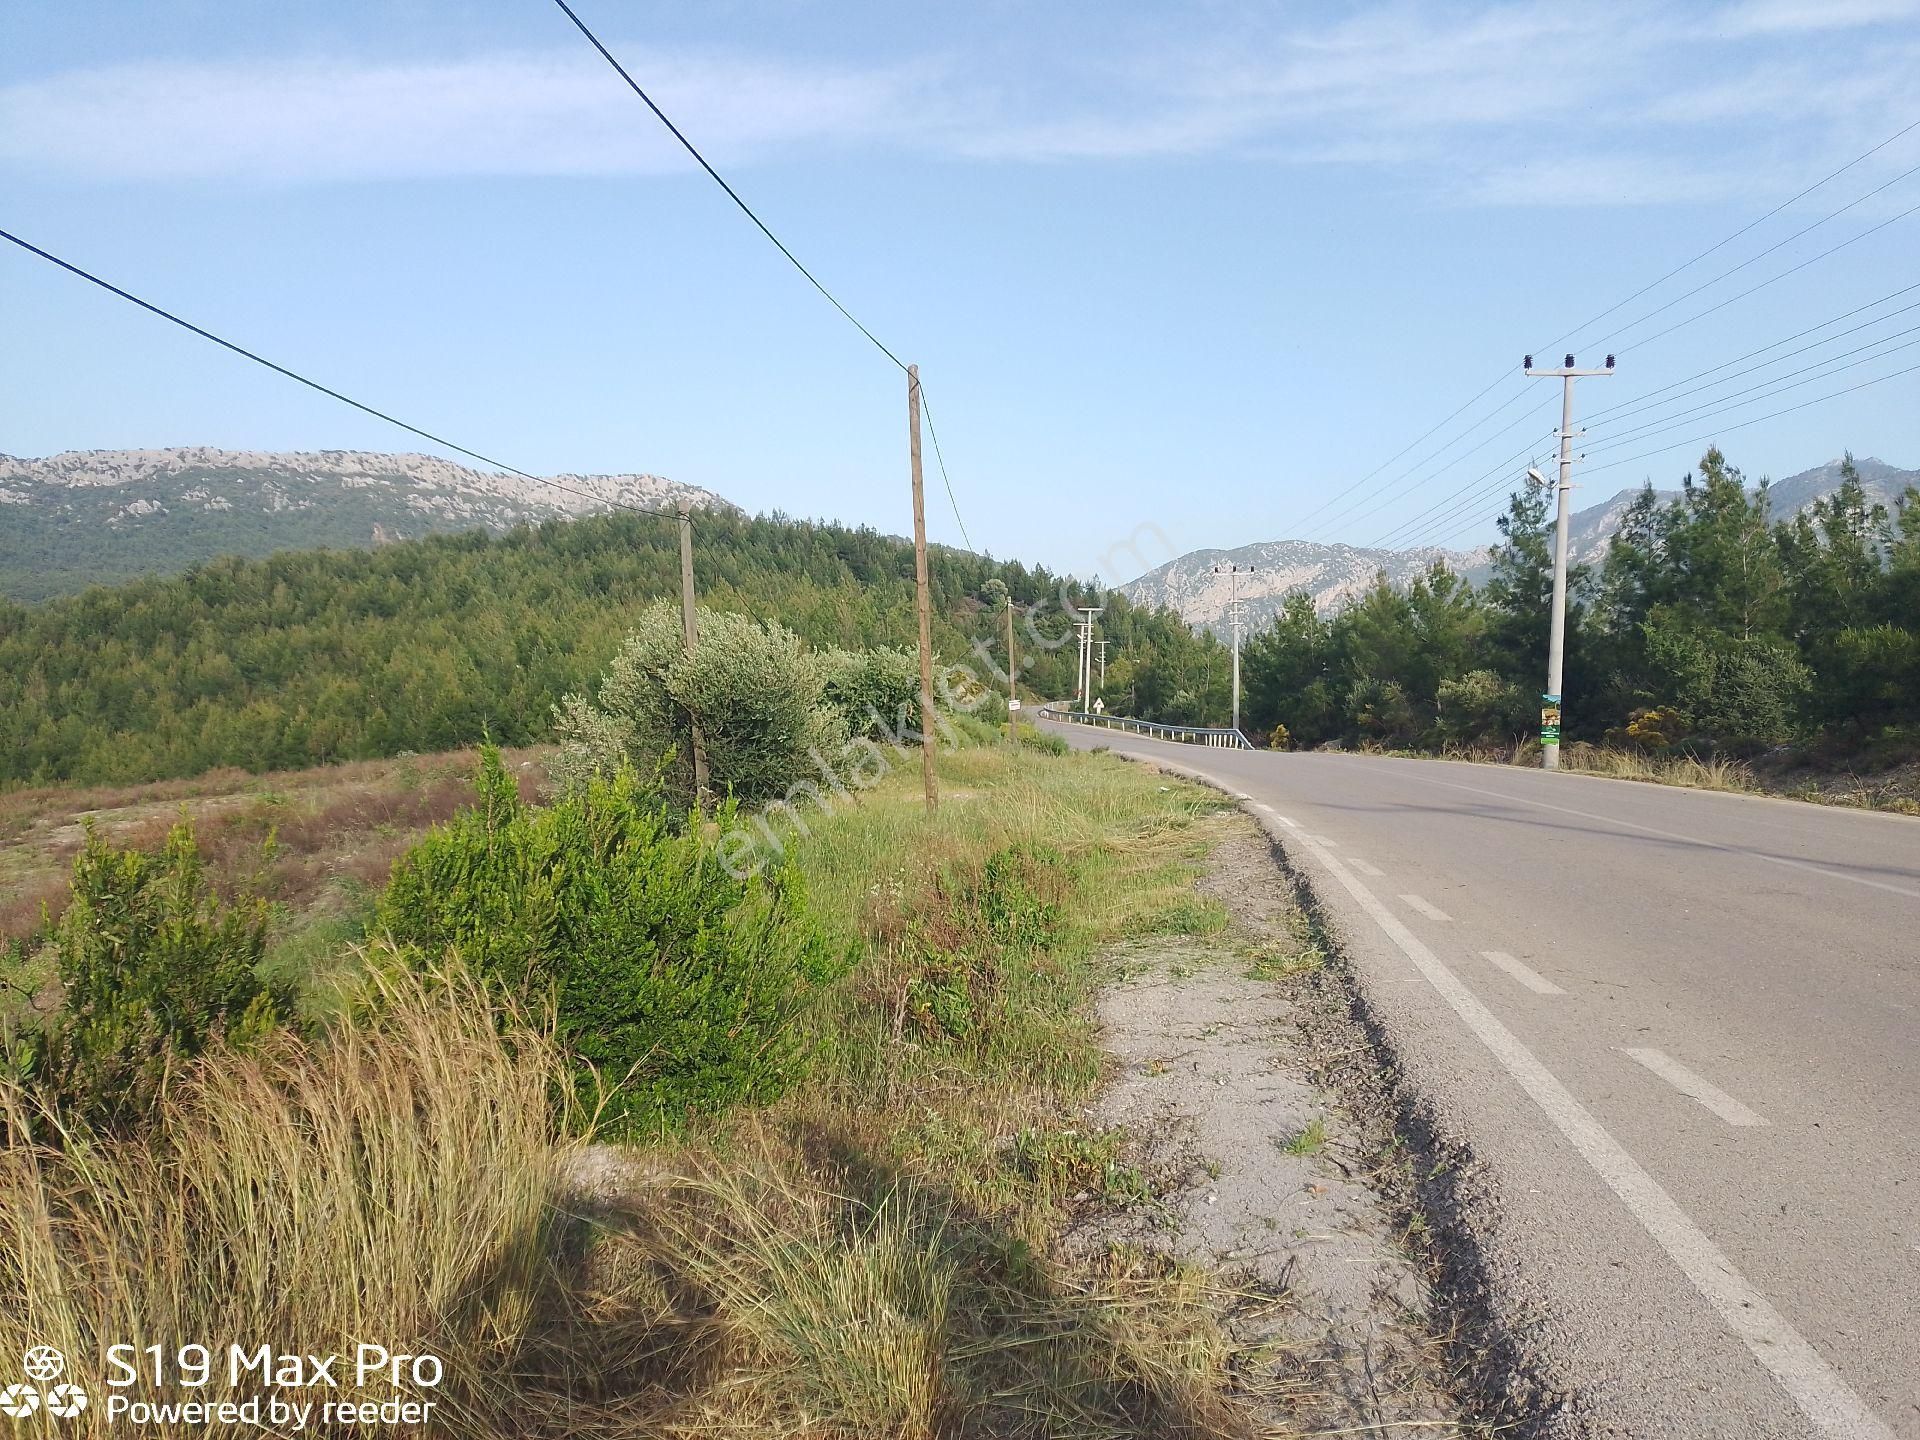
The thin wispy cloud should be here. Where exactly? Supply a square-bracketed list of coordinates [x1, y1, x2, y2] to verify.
[0, 49, 930, 182]
[1716, 0, 1920, 34]
[3, 2, 1914, 207]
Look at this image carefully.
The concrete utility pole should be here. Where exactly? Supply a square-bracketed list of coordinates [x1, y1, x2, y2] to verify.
[1212, 563, 1256, 733]
[1075, 607, 1103, 712]
[1523, 352, 1614, 770]
[1004, 597, 1019, 742]
[908, 365, 938, 813]
[676, 498, 709, 804]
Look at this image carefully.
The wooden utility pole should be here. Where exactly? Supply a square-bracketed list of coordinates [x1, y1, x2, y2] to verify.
[1004, 598, 1018, 744]
[908, 365, 938, 814]
[677, 498, 710, 804]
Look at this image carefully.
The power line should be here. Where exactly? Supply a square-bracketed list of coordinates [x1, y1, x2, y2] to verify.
[1585, 155, 1920, 352]
[0, 226, 683, 523]
[1615, 197, 1920, 355]
[1583, 328, 1920, 454]
[550, 0, 907, 375]
[917, 391, 975, 552]
[1398, 354, 1920, 554]
[1308, 113, 1920, 540]
[1370, 208, 1920, 547]
[1386, 349, 1920, 549]
[1368, 431, 1556, 549]
[1306, 390, 1549, 541]
[1583, 281, 1920, 423]
[1283, 371, 1512, 536]
[550, 0, 979, 551]
[1547, 115, 1920, 357]
[1578, 360, 1920, 480]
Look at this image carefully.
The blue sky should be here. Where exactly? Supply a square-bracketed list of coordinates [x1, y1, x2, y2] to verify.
[5, 0, 1918, 580]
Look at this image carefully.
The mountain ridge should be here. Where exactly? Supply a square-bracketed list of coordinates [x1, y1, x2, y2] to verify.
[0, 447, 733, 602]
[1120, 456, 1917, 631]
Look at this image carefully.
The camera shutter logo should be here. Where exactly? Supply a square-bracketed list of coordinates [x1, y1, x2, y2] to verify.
[5, 1348, 89, 1422]
[20, 1350, 61, 1386]
[0, 1384, 39, 1419]
[43, 1385, 88, 1420]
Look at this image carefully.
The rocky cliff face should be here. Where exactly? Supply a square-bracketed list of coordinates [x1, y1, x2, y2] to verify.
[0, 447, 733, 601]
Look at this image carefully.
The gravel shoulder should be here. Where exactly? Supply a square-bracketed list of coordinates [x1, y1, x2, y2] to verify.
[1078, 820, 1471, 1433]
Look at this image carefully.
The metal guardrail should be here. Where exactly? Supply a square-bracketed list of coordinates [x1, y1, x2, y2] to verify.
[1038, 703, 1255, 750]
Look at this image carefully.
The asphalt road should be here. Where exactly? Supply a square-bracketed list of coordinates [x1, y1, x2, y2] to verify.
[1042, 716, 1920, 1439]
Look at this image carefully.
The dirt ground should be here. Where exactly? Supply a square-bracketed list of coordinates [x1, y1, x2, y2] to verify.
[1076, 820, 1468, 1433]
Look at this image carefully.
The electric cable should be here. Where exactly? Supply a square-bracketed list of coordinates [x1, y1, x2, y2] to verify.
[0, 226, 686, 523]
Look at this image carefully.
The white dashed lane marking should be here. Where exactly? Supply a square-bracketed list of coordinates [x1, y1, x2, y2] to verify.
[1399, 893, 1453, 922]
[1260, 818, 1891, 1438]
[1348, 858, 1386, 878]
[1482, 950, 1565, 996]
[1623, 1048, 1769, 1128]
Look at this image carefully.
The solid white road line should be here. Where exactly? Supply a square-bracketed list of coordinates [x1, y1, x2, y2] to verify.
[1623, 1048, 1769, 1128]
[1400, 893, 1453, 922]
[1273, 814, 1299, 828]
[1348, 858, 1386, 878]
[1481, 950, 1566, 996]
[1263, 818, 1893, 1440]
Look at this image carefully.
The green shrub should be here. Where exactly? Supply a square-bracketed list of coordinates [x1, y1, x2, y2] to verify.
[1016, 728, 1068, 757]
[947, 712, 1002, 749]
[976, 844, 1067, 951]
[1436, 669, 1529, 745]
[819, 645, 921, 740]
[379, 748, 844, 1134]
[11, 822, 290, 1131]
[552, 602, 847, 806]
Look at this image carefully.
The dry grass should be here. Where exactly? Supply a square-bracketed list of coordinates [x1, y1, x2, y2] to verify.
[0, 745, 542, 947]
[1555, 743, 1757, 792]
[0, 962, 577, 1439]
[1, 742, 1282, 1438]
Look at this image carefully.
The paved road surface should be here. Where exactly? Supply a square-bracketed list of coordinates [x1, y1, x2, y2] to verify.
[1043, 716, 1920, 1439]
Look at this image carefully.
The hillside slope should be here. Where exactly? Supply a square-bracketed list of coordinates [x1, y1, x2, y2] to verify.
[0, 507, 1208, 786]
[0, 447, 731, 602]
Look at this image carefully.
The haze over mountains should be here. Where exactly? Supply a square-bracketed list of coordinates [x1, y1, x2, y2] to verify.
[1120, 456, 1918, 632]
[0, 448, 731, 602]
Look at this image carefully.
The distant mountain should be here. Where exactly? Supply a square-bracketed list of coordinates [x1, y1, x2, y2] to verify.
[1118, 539, 1489, 634]
[1564, 455, 1918, 569]
[1120, 457, 1917, 632]
[0, 448, 733, 602]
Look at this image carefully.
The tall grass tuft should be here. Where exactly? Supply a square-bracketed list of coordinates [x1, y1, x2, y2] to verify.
[0, 959, 576, 1438]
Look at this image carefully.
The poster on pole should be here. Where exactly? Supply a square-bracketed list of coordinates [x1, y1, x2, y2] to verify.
[1540, 693, 1562, 744]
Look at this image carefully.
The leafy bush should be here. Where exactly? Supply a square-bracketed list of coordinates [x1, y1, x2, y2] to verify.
[10, 823, 290, 1131]
[553, 602, 852, 806]
[379, 748, 843, 1134]
[947, 711, 1002, 748]
[1016, 727, 1068, 757]
[1436, 669, 1529, 745]
[820, 645, 921, 740]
